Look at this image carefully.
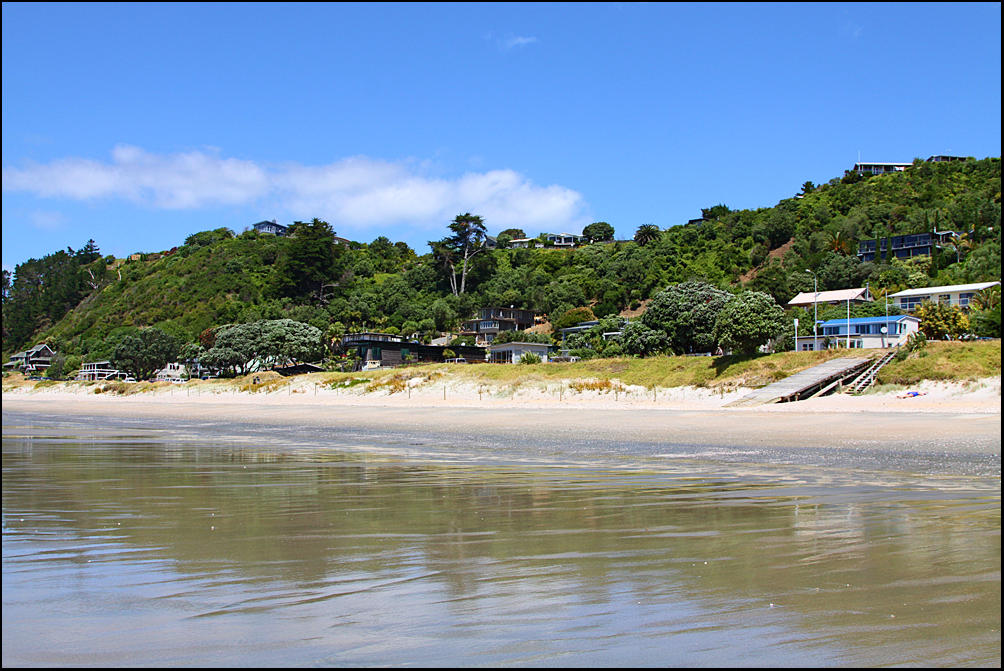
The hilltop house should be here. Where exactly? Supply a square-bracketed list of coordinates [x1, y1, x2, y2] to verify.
[852, 162, 912, 176]
[851, 155, 969, 176]
[794, 315, 921, 351]
[888, 281, 1000, 312]
[543, 232, 585, 248]
[787, 287, 873, 310]
[3, 344, 57, 375]
[253, 220, 288, 236]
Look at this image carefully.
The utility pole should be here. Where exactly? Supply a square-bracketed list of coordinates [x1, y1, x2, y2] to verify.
[805, 269, 818, 351]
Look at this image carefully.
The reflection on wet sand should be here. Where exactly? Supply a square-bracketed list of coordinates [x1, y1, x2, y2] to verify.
[2, 416, 1000, 667]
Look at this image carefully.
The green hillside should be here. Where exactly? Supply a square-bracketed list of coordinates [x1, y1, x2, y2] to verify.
[2, 157, 1000, 365]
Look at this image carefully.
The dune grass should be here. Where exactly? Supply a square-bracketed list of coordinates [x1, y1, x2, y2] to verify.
[3, 340, 999, 396]
[876, 340, 1001, 385]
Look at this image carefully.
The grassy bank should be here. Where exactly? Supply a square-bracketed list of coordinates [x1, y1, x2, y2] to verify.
[6, 340, 997, 397]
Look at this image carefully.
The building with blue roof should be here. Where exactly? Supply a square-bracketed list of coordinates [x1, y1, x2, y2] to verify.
[794, 315, 921, 351]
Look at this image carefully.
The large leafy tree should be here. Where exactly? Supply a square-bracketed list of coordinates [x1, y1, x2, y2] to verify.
[642, 281, 732, 354]
[582, 221, 615, 243]
[201, 319, 323, 376]
[620, 320, 669, 357]
[111, 327, 181, 380]
[430, 213, 488, 295]
[713, 291, 786, 355]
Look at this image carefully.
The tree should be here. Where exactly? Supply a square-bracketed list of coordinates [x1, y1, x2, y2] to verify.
[551, 306, 596, 332]
[620, 320, 669, 357]
[914, 301, 970, 340]
[642, 281, 732, 354]
[634, 224, 661, 246]
[430, 213, 489, 295]
[269, 219, 339, 301]
[825, 231, 853, 255]
[972, 304, 1001, 338]
[499, 228, 526, 240]
[111, 327, 181, 380]
[493, 330, 552, 345]
[582, 222, 615, 243]
[713, 291, 786, 355]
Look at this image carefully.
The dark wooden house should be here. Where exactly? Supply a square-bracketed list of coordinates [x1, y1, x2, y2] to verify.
[340, 333, 486, 369]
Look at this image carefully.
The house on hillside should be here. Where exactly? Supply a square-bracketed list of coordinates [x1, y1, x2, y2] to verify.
[253, 220, 288, 236]
[509, 237, 543, 249]
[888, 281, 1000, 312]
[787, 287, 873, 310]
[794, 315, 921, 351]
[460, 307, 537, 345]
[3, 344, 57, 375]
[857, 233, 939, 261]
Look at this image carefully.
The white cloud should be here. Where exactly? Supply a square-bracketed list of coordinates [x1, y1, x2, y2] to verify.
[2, 147, 589, 234]
[482, 32, 540, 50]
[2, 145, 268, 208]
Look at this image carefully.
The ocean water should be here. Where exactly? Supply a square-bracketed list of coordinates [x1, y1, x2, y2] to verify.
[2, 409, 1000, 667]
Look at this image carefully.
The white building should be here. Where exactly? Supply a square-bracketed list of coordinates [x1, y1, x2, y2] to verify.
[795, 315, 921, 351]
[75, 361, 126, 381]
[155, 362, 190, 381]
[888, 281, 1000, 312]
[487, 341, 552, 364]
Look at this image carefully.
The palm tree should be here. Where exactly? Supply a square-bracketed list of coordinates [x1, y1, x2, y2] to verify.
[971, 285, 1001, 311]
[634, 224, 661, 246]
[825, 231, 853, 255]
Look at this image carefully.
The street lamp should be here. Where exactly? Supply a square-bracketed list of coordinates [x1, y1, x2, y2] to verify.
[805, 269, 818, 351]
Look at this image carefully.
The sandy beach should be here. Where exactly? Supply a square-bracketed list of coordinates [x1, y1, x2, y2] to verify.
[4, 375, 1000, 452]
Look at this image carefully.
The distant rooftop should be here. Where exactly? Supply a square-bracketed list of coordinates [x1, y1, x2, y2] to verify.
[888, 281, 1000, 298]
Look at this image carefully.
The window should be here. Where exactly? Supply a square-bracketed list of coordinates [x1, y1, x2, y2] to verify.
[939, 294, 951, 304]
[959, 292, 975, 307]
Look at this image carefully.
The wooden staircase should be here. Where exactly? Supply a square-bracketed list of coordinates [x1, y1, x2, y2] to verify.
[844, 349, 897, 395]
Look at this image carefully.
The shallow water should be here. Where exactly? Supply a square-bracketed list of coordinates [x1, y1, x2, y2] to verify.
[2, 410, 1000, 667]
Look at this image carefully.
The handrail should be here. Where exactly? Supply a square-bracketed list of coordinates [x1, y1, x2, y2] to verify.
[845, 350, 897, 395]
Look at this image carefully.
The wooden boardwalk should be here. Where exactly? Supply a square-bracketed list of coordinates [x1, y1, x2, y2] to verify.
[725, 357, 873, 407]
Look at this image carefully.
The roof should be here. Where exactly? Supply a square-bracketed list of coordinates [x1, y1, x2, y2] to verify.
[788, 288, 871, 305]
[819, 315, 919, 326]
[888, 281, 1000, 298]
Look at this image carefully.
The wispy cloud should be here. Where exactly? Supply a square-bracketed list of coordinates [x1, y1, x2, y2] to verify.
[483, 31, 540, 50]
[502, 35, 538, 49]
[2, 146, 589, 234]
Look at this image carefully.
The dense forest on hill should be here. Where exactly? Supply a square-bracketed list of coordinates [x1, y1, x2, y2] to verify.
[2, 157, 1000, 364]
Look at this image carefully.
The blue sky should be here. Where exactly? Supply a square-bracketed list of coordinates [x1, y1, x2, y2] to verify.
[3, 2, 1001, 271]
